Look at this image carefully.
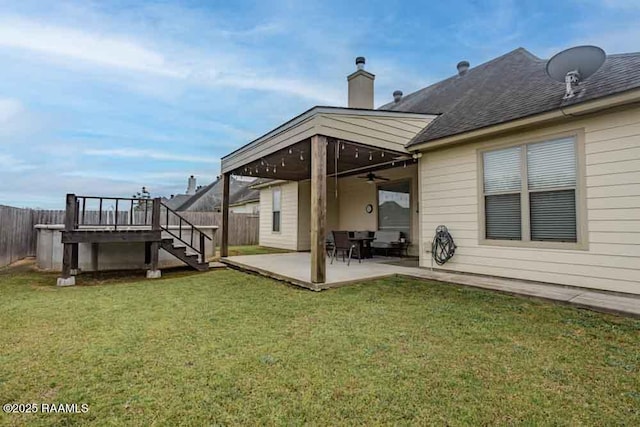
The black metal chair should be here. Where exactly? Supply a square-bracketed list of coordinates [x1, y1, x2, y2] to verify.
[331, 231, 360, 266]
[325, 233, 335, 257]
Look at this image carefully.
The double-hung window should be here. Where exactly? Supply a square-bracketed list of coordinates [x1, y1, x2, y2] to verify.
[272, 187, 281, 232]
[482, 136, 579, 245]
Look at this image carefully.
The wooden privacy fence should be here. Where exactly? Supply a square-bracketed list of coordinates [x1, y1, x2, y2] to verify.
[0, 205, 259, 268]
[0, 205, 34, 268]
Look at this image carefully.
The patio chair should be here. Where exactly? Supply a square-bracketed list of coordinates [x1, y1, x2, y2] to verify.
[331, 231, 360, 266]
[326, 232, 335, 257]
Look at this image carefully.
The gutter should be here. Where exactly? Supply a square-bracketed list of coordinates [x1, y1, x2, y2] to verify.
[407, 87, 640, 152]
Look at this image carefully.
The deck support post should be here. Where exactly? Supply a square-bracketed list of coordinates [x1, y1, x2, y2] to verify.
[70, 243, 79, 276]
[221, 172, 231, 257]
[58, 193, 77, 286]
[310, 135, 327, 285]
[147, 198, 162, 279]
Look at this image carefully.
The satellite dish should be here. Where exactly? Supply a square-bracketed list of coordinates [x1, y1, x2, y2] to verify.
[546, 45, 606, 98]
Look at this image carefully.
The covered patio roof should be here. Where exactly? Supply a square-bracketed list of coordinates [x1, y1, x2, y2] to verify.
[221, 106, 435, 178]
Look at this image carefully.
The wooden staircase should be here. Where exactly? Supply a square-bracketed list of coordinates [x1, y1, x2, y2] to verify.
[160, 238, 209, 271]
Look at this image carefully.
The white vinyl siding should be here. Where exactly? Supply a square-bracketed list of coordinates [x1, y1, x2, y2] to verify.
[259, 182, 298, 250]
[420, 106, 640, 295]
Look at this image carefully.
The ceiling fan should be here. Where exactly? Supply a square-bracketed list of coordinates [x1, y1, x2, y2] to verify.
[358, 172, 390, 184]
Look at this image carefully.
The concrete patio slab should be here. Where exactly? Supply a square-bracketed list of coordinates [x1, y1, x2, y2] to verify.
[221, 253, 640, 318]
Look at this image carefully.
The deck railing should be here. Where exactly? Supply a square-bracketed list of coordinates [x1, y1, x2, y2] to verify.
[159, 200, 212, 260]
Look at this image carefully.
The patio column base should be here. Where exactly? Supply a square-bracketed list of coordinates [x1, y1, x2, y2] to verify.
[56, 276, 76, 287]
[146, 270, 162, 279]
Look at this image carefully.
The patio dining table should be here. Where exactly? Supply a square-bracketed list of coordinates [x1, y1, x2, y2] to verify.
[348, 235, 375, 260]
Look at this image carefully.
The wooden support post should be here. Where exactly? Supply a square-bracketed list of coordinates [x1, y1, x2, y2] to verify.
[221, 172, 230, 257]
[59, 193, 77, 286]
[151, 197, 161, 231]
[150, 242, 159, 270]
[71, 243, 79, 275]
[147, 198, 162, 279]
[200, 233, 206, 263]
[310, 135, 327, 285]
[144, 241, 151, 265]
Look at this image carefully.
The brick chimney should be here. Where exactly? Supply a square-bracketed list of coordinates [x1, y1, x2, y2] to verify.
[186, 175, 196, 195]
[347, 56, 375, 109]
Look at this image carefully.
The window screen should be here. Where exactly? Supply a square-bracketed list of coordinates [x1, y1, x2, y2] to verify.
[527, 138, 577, 242]
[272, 187, 281, 232]
[483, 146, 522, 240]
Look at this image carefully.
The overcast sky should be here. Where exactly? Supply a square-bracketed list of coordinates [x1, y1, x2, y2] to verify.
[0, 0, 638, 208]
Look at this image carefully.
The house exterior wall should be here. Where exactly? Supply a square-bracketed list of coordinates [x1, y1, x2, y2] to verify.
[418, 106, 640, 295]
[258, 182, 299, 250]
[316, 114, 429, 153]
[337, 164, 419, 256]
[258, 166, 419, 254]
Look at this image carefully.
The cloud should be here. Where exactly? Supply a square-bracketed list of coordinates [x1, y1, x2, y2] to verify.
[0, 17, 187, 78]
[0, 15, 342, 104]
[0, 153, 36, 172]
[83, 148, 220, 164]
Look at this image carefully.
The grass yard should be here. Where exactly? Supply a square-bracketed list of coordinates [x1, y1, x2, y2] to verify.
[0, 262, 638, 426]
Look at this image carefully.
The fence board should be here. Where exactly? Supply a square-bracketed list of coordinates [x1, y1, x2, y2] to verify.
[0, 205, 259, 267]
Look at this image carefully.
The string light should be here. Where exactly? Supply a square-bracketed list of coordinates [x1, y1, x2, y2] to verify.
[355, 149, 359, 159]
[392, 161, 395, 166]
[369, 152, 372, 161]
[289, 148, 292, 154]
[381, 152, 385, 158]
[341, 142, 345, 150]
[300, 153, 304, 161]
[266, 166, 269, 172]
[281, 158, 285, 167]
[403, 161, 407, 168]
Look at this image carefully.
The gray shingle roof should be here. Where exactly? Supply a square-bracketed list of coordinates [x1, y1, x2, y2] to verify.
[229, 185, 259, 205]
[162, 194, 192, 210]
[378, 48, 640, 147]
[176, 177, 257, 211]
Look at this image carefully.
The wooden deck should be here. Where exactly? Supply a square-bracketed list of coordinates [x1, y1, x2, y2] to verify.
[58, 194, 212, 284]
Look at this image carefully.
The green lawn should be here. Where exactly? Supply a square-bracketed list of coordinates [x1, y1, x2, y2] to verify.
[0, 263, 638, 425]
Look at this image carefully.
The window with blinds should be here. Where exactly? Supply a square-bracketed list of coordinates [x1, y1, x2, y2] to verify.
[527, 138, 577, 242]
[482, 136, 578, 243]
[272, 187, 281, 232]
[483, 146, 522, 240]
